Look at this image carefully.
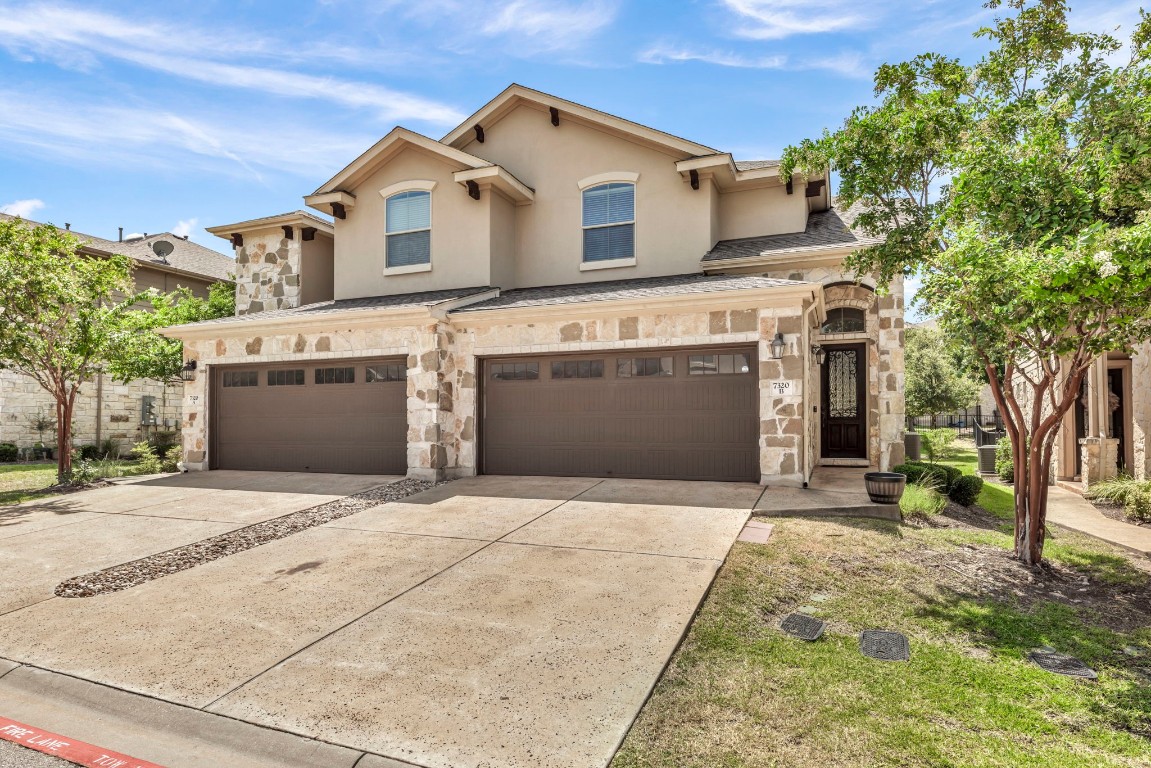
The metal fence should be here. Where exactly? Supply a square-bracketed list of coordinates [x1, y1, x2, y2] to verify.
[906, 406, 1004, 444]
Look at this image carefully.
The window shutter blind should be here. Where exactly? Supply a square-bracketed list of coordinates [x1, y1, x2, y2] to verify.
[583, 223, 634, 262]
[582, 183, 634, 226]
[386, 191, 431, 233]
[386, 230, 431, 267]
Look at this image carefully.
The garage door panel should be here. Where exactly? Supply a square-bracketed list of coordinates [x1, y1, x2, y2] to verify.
[482, 348, 759, 483]
[212, 359, 406, 475]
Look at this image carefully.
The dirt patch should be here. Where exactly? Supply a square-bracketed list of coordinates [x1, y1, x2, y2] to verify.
[1092, 500, 1150, 528]
[904, 501, 1151, 633]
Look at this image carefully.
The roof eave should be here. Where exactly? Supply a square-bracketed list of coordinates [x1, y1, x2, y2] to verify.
[205, 212, 335, 239]
[701, 243, 877, 272]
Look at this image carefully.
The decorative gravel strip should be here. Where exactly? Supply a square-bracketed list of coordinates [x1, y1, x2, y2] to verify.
[55, 477, 446, 598]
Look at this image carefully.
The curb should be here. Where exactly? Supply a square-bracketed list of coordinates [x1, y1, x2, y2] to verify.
[0, 715, 166, 768]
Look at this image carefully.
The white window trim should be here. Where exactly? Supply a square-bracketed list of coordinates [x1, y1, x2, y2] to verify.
[580, 257, 636, 272]
[581, 179, 637, 266]
[576, 171, 639, 191]
[382, 180, 435, 273]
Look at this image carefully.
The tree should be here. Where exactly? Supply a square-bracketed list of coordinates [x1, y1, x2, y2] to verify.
[106, 283, 234, 386]
[781, 0, 1151, 565]
[0, 219, 137, 482]
[905, 327, 981, 420]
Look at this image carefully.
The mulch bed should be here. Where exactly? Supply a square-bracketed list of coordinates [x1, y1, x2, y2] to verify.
[904, 501, 1151, 634]
[55, 477, 446, 598]
[1093, 501, 1150, 528]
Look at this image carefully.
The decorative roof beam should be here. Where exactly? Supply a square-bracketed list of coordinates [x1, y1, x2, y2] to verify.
[302, 227, 317, 241]
[805, 179, 826, 198]
[549, 107, 560, 126]
[281, 225, 294, 240]
[689, 169, 700, 190]
[331, 201, 346, 220]
[466, 180, 481, 200]
[230, 233, 243, 248]
[474, 125, 485, 143]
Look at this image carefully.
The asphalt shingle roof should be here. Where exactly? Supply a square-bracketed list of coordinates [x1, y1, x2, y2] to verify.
[733, 159, 780, 171]
[703, 204, 883, 263]
[453, 273, 808, 312]
[179, 287, 495, 327]
[0, 213, 235, 281]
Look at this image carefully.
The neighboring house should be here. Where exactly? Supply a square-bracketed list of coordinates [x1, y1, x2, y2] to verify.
[165, 85, 905, 485]
[1053, 344, 1151, 490]
[0, 214, 235, 453]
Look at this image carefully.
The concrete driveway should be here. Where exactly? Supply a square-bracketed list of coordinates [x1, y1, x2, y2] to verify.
[0, 474, 762, 768]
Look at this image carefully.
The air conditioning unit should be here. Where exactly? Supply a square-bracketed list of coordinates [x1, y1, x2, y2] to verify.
[978, 444, 997, 475]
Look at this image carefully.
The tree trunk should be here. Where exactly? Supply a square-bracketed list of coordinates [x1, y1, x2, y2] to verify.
[56, 393, 75, 483]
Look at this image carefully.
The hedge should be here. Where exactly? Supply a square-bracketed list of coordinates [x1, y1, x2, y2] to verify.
[949, 475, 984, 507]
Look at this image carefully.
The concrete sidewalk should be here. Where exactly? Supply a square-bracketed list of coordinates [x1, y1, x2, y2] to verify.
[1047, 485, 1151, 557]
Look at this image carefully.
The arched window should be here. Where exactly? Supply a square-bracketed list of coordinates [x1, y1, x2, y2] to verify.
[821, 307, 866, 334]
[582, 182, 635, 263]
[385, 190, 431, 268]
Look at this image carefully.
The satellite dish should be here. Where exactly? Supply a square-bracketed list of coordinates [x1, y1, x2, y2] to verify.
[152, 240, 174, 262]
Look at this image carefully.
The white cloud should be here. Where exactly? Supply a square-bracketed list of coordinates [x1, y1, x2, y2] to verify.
[481, 0, 618, 49]
[0, 89, 376, 180]
[722, 0, 877, 40]
[0, 4, 465, 126]
[638, 44, 786, 69]
[171, 218, 198, 238]
[0, 198, 45, 218]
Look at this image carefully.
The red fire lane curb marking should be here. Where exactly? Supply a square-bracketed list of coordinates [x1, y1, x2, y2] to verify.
[0, 716, 167, 768]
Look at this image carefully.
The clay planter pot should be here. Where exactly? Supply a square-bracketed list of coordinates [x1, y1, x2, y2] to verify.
[864, 472, 907, 504]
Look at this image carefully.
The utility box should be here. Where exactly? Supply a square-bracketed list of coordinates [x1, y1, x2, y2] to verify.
[140, 395, 158, 426]
[904, 432, 921, 462]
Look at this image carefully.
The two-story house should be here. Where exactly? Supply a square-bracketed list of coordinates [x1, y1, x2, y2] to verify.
[165, 85, 905, 486]
[0, 214, 234, 454]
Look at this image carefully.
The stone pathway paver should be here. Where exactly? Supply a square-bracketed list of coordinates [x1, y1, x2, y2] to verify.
[1046, 485, 1151, 557]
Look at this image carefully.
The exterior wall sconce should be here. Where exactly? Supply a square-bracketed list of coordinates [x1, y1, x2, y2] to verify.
[770, 332, 786, 360]
[811, 344, 827, 366]
[179, 360, 198, 382]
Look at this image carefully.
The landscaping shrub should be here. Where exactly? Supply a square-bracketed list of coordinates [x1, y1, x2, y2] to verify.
[893, 461, 961, 493]
[920, 428, 959, 462]
[147, 430, 180, 457]
[900, 482, 947, 517]
[0, 443, 17, 462]
[1086, 476, 1151, 523]
[131, 441, 163, 474]
[98, 438, 120, 459]
[161, 445, 182, 473]
[949, 475, 984, 507]
[995, 436, 1014, 483]
[76, 444, 101, 460]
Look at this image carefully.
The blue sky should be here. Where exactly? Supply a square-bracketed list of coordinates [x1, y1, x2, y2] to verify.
[0, 0, 1142, 259]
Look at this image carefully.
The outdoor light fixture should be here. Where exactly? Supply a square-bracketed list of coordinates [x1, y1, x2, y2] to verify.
[770, 332, 786, 359]
[811, 344, 827, 366]
[179, 360, 198, 382]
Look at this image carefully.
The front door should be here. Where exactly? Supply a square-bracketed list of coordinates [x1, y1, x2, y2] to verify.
[821, 343, 868, 459]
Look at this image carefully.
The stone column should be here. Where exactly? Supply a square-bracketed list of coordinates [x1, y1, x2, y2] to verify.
[180, 343, 209, 471]
[1079, 436, 1120, 491]
[876, 278, 906, 470]
[406, 322, 450, 481]
[759, 309, 805, 487]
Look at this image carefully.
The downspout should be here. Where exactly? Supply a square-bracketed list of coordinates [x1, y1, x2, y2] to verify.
[95, 372, 103, 445]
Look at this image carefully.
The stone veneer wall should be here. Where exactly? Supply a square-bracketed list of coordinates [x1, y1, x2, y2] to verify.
[765, 267, 906, 470]
[181, 302, 831, 485]
[233, 231, 302, 315]
[1130, 342, 1151, 481]
[0, 370, 181, 453]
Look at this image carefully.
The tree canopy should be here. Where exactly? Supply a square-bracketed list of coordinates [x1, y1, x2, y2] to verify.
[905, 327, 982, 419]
[781, 0, 1151, 565]
[0, 218, 137, 481]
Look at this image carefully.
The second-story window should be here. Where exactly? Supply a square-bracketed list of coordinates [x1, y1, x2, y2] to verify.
[582, 182, 635, 263]
[386, 190, 431, 268]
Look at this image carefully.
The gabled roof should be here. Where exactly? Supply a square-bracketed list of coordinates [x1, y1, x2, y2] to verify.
[702, 204, 883, 265]
[0, 213, 234, 282]
[441, 84, 718, 158]
[310, 126, 492, 198]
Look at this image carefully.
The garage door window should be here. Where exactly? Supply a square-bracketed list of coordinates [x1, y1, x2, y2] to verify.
[267, 369, 305, 386]
[315, 367, 356, 384]
[222, 371, 258, 387]
[367, 363, 405, 383]
[617, 357, 672, 377]
[688, 353, 752, 375]
[551, 360, 604, 379]
[490, 362, 539, 381]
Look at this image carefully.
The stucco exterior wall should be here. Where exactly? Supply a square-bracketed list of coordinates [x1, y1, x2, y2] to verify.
[718, 185, 807, 242]
[333, 148, 494, 299]
[300, 236, 335, 306]
[0, 370, 180, 454]
[455, 104, 716, 287]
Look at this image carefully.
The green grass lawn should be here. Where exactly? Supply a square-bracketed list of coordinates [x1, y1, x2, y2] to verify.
[612, 513, 1151, 768]
[0, 463, 61, 505]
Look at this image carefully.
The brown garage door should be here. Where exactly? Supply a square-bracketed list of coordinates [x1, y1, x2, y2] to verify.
[211, 358, 407, 474]
[481, 347, 759, 482]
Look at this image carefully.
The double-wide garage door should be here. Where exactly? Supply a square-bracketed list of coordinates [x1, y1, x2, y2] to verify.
[482, 347, 759, 482]
[212, 358, 407, 474]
